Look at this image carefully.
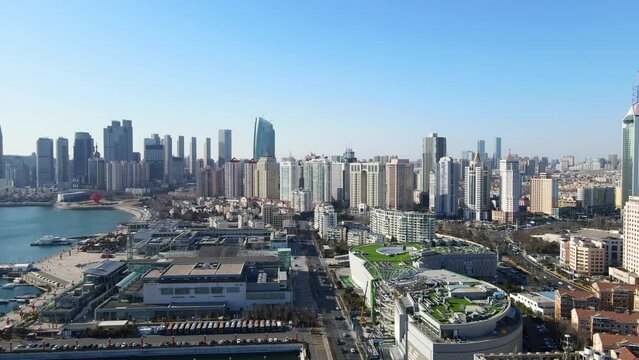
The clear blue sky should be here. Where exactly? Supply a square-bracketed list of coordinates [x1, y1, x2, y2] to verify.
[1, 0, 638, 161]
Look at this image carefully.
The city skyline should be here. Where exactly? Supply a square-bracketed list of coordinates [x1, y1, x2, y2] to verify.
[1, 2, 638, 159]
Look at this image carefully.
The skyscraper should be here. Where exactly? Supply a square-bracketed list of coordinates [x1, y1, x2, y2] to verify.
[73, 132, 94, 185]
[144, 134, 164, 182]
[303, 157, 331, 204]
[622, 75, 639, 207]
[477, 139, 486, 159]
[55, 137, 69, 184]
[189, 137, 197, 175]
[422, 133, 446, 198]
[243, 160, 257, 198]
[349, 162, 386, 209]
[436, 157, 459, 217]
[330, 161, 346, 203]
[0, 125, 4, 179]
[163, 135, 172, 181]
[464, 153, 490, 221]
[623, 196, 639, 273]
[218, 129, 232, 167]
[103, 120, 133, 161]
[280, 157, 301, 201]
[255, 156, 278, 199]
[385, 159, 415, 211]
[177, 135, 185, 159]
[493, 137, 502, 167]
[224, 158, 243, 198]
[499, 155, 521, 223]
[253, 117, 275, 159]
[36, 138, 54, 187]
[204, 137, 212, 166]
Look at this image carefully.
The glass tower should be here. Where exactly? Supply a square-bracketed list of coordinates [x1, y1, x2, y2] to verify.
[253, 117, 275, 159]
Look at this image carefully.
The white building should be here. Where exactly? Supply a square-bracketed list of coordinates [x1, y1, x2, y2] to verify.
[464, 153, 490, 221]
[314, 203, 337, 240]
[243, 160, 257, 198]
[279, 157, 300, 201]
[346, 228, 385, 247]
[436, 156, 459, 217]
[330, 161, 346, 203]
[509, 292, 555, 317]
[624, 196, 639, 274]
[223, 158, 243, 198]
[369, 208, 435, 243]
[303, 157, 331, 204]
[499, 155, 521, 222]
[291, 189, 312, 214]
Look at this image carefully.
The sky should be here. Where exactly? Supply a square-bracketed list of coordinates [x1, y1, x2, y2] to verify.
[1, 0, 638, 162]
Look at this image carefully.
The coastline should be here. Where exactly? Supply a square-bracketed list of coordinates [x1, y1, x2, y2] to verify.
[0, 202, 52, 207]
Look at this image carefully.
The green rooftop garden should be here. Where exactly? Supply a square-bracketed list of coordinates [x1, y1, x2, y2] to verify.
[353, 243, 423, 263]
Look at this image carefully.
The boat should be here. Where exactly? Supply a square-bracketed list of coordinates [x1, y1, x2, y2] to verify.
[0, 299, 10, 304]
[1, 283, 18, 289]
[14, 294, 36, 300]
[30, 235, 72, 247]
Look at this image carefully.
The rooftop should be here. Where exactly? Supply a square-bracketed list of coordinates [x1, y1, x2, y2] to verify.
[84, 261, 126, 277]
[154, 262, 245, 278]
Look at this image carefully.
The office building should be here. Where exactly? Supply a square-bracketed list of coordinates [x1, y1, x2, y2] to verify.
[253, 117, 275, 159]
[36, 137, 54, 187]
[369, 208, 435, 242]
[464, 153, 490, 221]
[578, 186, 616, 215]
[189, 137, 197, 175]
[55, 137, 69, 184]
[223, 158, 243, 198]
[330, 161, 346, 203]
[422, 133, 446, 197]
[498, 155, 521, 224]
[493, 137, 502, 168]
[103, 120, 133, 161]
[436, 156, 459, 217]
[385, 159, 414, 211]
[255, 157, 278, 200]
[530, 173, 558, 215]
[106, 161, 146, 192]
[622, 77, 639, 207]
[169, 157, 184, 186]
[349, 162, 386, 209]
[163, 134, 172, 182]
[176, 135, 185, 160]
[88, 146, 107, 189]
[204, 137, 212, 166]
[72, 132, 94, 185]
[624, 196, 639, 274]
[195, 160, 224, 198]
[218, 129, 232, 167]
[279, 157, 300, 201]
[303, 156, 331, 204]
[143, 134, 164, 183]
[477, 139, 486, 159]
[572, 309, 639, 337]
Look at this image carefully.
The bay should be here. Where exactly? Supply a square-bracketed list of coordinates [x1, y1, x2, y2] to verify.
[0, 206, 133, 264]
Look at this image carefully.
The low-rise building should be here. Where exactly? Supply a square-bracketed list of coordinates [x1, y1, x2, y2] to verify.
[559, 233, 623, 276]
[593, 282, 638, 312]
[510, 292, 555, 317]
[593, 333, 639, 353]
[571, 309, 639, 336]
[555, 289, 599, 320]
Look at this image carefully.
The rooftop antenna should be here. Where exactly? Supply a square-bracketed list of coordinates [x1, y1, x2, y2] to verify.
[562, 334, 573, 360]
[634, 71, 639, 106]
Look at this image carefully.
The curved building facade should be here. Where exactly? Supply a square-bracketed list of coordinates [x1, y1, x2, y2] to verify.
[253, 117, 275, 159]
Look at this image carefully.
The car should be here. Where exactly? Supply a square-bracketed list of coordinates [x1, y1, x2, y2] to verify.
[337, 339, 345, 345]
[342, 332, 350, 337]
[350, 348, 357, 353]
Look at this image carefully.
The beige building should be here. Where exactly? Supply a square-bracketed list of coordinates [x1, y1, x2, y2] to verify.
[571, 308, 639, 336]
[385, 159, 414, 211]
[255, 156, 279, 200]
[530, 173, 558, 215]
[349, 162, 385, 209]
[624, 196, 639, 275]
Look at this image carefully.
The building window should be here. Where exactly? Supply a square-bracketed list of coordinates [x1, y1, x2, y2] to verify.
[226, 287, 240, 293]
[160, 288, 173, 295]
[211, 287, 225, 294]
[175, 288, 191, 295]
[194, 287, 209, 294]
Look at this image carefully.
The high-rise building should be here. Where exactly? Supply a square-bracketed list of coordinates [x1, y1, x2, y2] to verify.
[218, 129, 232, 167]
[477, 139, 486, 159]
[464, 153, 490, 221]
[88, 146, 106, 189]
[163, 135, 172, 182]
[253, 117, 275, 159]
[195, 160, 224, 198]
[436, 157, 459, 217]
[349, 162, 386, 209]
[255, 156, 278, 199]
[144, 134, 164, 182]
[36, 138, 54, 187]
[530, 173, 558, 215]
[55, 137, 69, 184]
[0, 125, 4, 179]
[422, 133, 446, 198]
[103, 120, 133, 161]
[280, 157, 300, 201]
[622, 76, 639, 207]
[189, 137, 197, 175]
[72, 132, 94, 185]
[177, 135, 185, 159]
[623, 196, 639, 274]
[169, 157, 184, 186]
[385, 159, 415, 211]
[343, 148, 356, 162]
[243, 160, 257, 198]
[499, 155, 521, 223]
[224, 158, 243, 198]
[330, 161, 347, 203]
[291, 189, 312, 213]
[370, 208, 436, 242]
[203, 137, 212, 166]
[493, 137, 502, 168]
[303, 157, 331, 204]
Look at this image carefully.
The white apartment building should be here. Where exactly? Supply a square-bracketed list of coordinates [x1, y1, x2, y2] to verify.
[369, 208, 435, 243]
[303, 157, 331, 204]
[314, 203, 337, 239]
[349, 162, 386, 209]
[624, 196, 639, 274]
[291, 189, 312, 214]
[223, 158, 243, 198]
[464, 153, 490, 221]
[279, 158, 300, 201]
[500, 155, 521, 214]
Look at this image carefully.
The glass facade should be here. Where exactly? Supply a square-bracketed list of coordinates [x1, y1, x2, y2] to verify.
[253, 117, 275, 159]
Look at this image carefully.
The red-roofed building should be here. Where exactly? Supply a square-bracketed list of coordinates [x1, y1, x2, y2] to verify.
[593, 282, 639, 312]
[572, 309, 639, 336]
[555, 289, 599, 320]
[593, 333, 639, 352]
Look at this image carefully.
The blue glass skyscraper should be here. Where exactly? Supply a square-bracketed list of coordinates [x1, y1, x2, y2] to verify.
[253, 117, 275, 159]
